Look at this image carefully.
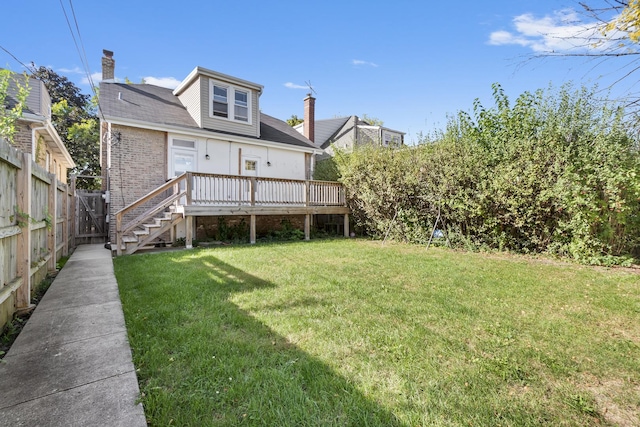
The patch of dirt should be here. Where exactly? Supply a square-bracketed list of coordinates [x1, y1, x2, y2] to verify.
[578, 374, 640, 427]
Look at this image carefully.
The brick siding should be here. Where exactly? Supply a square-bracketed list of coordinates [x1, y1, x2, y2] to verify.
[105, 124, 167, 242]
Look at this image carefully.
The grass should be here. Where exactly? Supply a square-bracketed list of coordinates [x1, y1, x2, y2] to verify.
[114, 239, 640, 426]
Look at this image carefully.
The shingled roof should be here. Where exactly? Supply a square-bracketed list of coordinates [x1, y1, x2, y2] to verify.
[99, 82, 316, 150]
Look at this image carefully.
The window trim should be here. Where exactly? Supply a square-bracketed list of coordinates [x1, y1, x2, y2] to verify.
[209, 80, 252, 125]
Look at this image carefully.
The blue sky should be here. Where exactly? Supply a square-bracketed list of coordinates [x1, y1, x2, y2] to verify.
[1, 0, 632, 143]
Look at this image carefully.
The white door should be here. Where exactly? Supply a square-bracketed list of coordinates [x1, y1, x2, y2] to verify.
[171, 149, 196, 204]
[172, 150, 196, 177]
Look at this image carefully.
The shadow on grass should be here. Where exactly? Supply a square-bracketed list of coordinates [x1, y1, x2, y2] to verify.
[116, 252, 407, 426]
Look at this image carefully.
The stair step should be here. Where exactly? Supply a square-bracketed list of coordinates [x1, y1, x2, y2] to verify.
[133, 230, 149, 237]
[122, 236, 138, 243]
[142, 223, 162, 229]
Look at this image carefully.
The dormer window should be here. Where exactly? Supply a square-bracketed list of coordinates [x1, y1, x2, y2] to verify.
[212, 85, 228, 118]
[234, 90, 248, 122]
[210, 80, 251, 124]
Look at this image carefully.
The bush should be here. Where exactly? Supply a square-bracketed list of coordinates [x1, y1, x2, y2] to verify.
[335, 83, 640, 264]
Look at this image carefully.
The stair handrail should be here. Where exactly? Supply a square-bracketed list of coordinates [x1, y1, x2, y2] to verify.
[115, 173, 187, 255]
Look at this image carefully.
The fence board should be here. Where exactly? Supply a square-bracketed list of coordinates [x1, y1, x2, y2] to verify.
[0, 137, 74, 332]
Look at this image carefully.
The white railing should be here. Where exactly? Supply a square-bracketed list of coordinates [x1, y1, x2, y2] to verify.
[189, 173, 345, 206]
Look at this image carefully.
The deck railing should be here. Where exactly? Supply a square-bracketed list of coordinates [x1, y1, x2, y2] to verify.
[189, 173, 346, 207]
[114, 172, 347, 254]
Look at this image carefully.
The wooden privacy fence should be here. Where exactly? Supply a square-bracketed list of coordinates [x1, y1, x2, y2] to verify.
[0, 138, 73, 331]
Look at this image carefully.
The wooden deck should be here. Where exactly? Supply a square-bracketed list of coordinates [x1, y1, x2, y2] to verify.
[115, 172, 350, 255]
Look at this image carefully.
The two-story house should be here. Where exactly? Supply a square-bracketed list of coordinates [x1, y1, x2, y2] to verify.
[4, 70, 75, 182]
[99, 51, 349, 254]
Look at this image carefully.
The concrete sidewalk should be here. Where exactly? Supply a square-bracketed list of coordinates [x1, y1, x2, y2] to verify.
[0, 244, 146, 426]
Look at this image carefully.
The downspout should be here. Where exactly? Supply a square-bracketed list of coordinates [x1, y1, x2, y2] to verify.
[104, 122, 112, 227]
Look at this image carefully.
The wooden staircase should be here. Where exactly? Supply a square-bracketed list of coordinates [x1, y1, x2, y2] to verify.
[121, 209, 184, 254]
[115, 174, 187, 255]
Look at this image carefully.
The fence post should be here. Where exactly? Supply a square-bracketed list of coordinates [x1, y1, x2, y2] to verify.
[62, 181, 69, 256]
[15, 152, 32, 309]
[47, 172, 57, 270]
[70, 175, 76, 250]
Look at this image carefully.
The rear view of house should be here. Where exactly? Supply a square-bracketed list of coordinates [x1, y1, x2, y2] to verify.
[99, 51, 349, 254]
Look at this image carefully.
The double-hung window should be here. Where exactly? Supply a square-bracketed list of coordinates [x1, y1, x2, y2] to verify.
[234, 90, 249, 122]
[210, 80, 251, 124]
[212, 85, 228, 118]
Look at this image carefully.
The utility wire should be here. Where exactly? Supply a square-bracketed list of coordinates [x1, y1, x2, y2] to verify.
[58, 0, 105, 121]
[0, 45, 32, 72]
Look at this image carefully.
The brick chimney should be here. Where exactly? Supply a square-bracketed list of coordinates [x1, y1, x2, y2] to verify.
[102, 49, 115, 82]
[303, 94, 315, 143]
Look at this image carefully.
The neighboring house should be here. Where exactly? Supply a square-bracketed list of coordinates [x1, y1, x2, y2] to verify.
[98, 51, 349, 254]
[4, 70, 75, 182]
[293, 97, 405, 158]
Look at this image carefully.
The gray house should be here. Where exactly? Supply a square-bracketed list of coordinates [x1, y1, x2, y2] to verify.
[294, 96, 405, 158]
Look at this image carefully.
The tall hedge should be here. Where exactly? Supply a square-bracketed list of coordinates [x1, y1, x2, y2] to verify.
[335, 84, 640, 264]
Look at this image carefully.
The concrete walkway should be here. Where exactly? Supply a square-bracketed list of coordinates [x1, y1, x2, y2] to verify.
[0, 244, 146, 426]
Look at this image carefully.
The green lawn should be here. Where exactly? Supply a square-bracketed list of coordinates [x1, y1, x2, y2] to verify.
[114, 239, 640, 427]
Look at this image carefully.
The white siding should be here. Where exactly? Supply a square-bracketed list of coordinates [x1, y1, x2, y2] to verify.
[169, 133, 307, 181]
[176, 76, 203, 128]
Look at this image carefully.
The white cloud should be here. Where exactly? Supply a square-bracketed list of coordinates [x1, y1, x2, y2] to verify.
[143, 76, 181, 89]
[284, 82, 307, 89]
[352, 59, 378, 67]
[58, 66, 84, 75]
[488, 9, 611, 53]
[80, 72, 102, 86]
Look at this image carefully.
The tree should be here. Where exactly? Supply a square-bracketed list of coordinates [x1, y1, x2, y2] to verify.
[0, 70, 29, 143]
[360, 114, 384, 126]
[286, 114, 303, 127]
[31, 66, 100, 187]
[526, 1, 640, 110]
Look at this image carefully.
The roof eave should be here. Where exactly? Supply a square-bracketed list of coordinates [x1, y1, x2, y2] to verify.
[173, 66, 264, 96]
[103, 116, 320, 154]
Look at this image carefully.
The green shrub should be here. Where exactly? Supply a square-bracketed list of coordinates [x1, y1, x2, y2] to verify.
[335, 83, 640, 264]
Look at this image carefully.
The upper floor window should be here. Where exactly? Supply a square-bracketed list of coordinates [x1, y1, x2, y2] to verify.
[234, 90, 248, 122]
[212, 85, 228, 118]
[210, 80, 251, 124]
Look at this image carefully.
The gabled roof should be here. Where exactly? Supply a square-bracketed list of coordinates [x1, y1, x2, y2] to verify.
[100, 82, 317, 151]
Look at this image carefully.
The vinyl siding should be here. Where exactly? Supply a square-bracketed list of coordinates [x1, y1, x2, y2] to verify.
[176, 76, 203, 127]
[200, 77, 260, 138]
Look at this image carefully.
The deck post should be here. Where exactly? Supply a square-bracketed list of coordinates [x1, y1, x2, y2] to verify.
[250, 177, 256, 206]
[304, 214, 310, 241]
[250, 214, 256, 244]
[186, 216, 194, 249]
[344, 214, 350, 237]
[115, 212, 123, 256]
